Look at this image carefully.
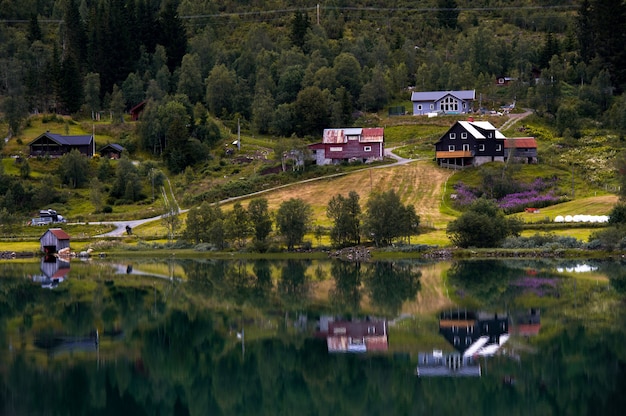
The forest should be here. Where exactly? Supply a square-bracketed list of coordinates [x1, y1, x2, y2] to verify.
[1, 0, 626, 237]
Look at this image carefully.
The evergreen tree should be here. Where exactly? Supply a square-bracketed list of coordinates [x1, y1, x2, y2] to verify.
[437, 0, 459, 29]
[159, 0, 188, 72]
[27, 14, 42, 43]
[290, 10, 310, 51]
[59, 55, 84, 114]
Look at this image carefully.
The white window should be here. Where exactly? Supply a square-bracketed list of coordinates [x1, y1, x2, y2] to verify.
[364, 146, 371, 152]
[450, 133, 456, 140]
[448, 145, 455, 151]
[488, 133, 493, 138]
[461, 132, 467, 139]
[417, 104, 422, 110]
[330, 147, 342, 152]
[462, 144, 469, 151]
[430, 104, 434, 110]
[496, 144, 502, 151]
[479, 144, 485, 151]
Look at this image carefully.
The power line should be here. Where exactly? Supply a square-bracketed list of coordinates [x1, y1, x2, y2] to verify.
[0, 4, 578, 25]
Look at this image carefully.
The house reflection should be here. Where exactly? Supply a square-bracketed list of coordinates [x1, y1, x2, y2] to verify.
[318, 316, 389, 353]
[31, 256, 70, 289]
[417, 309, 519, 378]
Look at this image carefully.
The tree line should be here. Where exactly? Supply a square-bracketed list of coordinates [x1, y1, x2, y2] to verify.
[180, 190, 420, 251]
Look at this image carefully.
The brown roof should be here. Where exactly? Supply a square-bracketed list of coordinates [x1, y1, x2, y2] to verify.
[361, 128, 384, 143]
[49, 228, 71, 240]
[505, 137, 537, 148]
[323, 129, 345, 144]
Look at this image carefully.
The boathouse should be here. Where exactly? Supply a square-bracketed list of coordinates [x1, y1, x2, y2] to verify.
[40, 228, 71, 254]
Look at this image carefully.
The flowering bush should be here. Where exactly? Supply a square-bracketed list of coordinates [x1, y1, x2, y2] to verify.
[452, 176, 562, 214]
[497, 189, 561, 213]
[510, 276, 560, 297]
[450, 182, 479, 209]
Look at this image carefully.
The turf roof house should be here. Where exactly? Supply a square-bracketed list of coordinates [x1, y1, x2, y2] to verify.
[411, 90, 476, 115]
[28, 132, 95, 157]
[308, 127, 384, 165]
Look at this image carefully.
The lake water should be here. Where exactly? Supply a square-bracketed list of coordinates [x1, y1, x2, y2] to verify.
[1, 256, 625, 415]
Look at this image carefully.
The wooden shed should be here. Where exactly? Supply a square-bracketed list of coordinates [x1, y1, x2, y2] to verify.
[40, 228, 71, 254]
[99, 143, 124, 159]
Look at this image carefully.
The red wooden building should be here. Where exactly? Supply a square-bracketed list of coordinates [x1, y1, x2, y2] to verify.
[308, 127, 384, 165]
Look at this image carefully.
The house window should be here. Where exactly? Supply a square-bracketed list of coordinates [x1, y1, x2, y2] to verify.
[496, 144, 502, 151]
[440, 96, 459, 112]
[368, 326, 376, 334]
[330, 147, 342, 152]
[488, 133, 493, 138]
[364, 146, 372, 152]
[463, 144, 469, 151]
[448, 145, 455, 151]
[417, 104, 422, 110]
[450, 133, 456, 140]
[461, 132, 467, 139]
[479, 144, 485, 151]
[465, 337, 472, 345]
[430, 104, 434, 110]
[454, 336, 460, 346]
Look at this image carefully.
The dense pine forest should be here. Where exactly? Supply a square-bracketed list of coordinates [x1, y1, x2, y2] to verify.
[1, 0, 626, 227]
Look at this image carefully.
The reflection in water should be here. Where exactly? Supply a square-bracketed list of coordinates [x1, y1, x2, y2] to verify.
[31, 256, 70, 288]
[323, 318, 388, 353]
[417, 351, 481, 377]
[556, 263, 599, 273]
[2, 258, 626, 414]
[417, 308, 541, 378]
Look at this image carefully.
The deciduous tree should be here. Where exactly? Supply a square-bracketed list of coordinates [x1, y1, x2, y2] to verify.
[276, 198, 312, 250]
[446, 198, 522, 248]
[327, 191, 361, 248]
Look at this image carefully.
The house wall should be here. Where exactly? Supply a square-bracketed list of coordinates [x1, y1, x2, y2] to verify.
[315, 141, 383, 165]
[413, 100, 436, 115]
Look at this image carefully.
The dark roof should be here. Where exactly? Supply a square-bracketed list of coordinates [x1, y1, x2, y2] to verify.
[100, 143, 124, 152]
[29, 132, 93, 146]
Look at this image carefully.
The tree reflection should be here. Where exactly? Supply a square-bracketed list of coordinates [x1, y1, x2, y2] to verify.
[278, 260, 311, 310]
[329, 261, 362, 314]
[364, 262, 421, 316]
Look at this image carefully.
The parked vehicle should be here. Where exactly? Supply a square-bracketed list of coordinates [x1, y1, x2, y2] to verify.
[30, 209, 66, 226]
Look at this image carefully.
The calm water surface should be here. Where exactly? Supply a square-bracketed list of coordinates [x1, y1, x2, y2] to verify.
[1, 257, 625, 415]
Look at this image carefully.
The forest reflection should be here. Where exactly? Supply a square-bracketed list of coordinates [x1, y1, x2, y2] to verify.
[2, 258, 626, 415]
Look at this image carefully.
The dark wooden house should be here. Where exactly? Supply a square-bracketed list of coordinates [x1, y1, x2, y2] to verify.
[308, 127, 384, 165]
[434, 120, 506, 169]
[99, 143, 124, 159]
[40, 228, 71, 254]
[28, 132, 95, 158]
